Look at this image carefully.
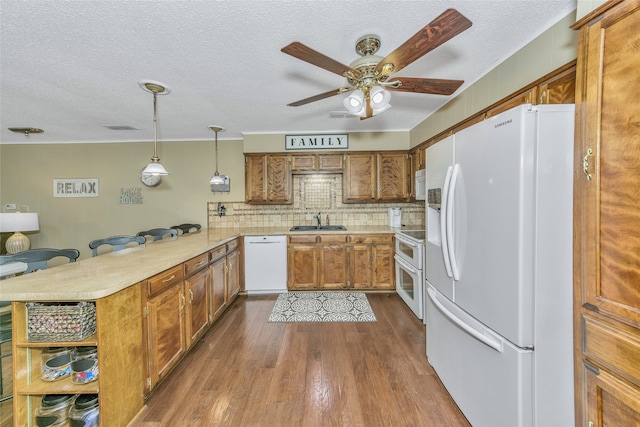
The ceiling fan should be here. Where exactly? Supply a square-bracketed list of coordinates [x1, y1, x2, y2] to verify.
[281, 8, 472, 119]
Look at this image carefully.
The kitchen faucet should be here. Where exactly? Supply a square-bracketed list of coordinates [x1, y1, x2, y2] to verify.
[315, 212, 321, 227]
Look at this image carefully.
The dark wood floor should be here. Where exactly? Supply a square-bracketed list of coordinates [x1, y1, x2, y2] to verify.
[131, 293, 470, 427]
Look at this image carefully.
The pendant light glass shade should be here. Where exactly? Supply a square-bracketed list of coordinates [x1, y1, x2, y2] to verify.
[142, 159, 169, 176]
[209, 174, 226, 185]
[139, 80, 171, 176]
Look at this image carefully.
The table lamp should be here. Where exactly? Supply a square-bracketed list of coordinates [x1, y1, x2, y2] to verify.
[0, 212, 40, 254]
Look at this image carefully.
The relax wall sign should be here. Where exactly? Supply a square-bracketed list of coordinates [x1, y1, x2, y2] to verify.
[285, 134, 348, 150]
[53, 178, 99, 197]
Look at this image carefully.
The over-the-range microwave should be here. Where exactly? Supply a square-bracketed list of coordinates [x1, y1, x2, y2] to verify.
[415, 169, 426, 200]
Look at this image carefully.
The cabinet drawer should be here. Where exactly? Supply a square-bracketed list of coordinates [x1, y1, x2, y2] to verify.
[583, 315, 640, 384]
[209, 245, 226, 262]
[147, 265, 183, 297]
[318, 234, 348, 244]
[289, 235, 318, 244]
[227, 239, 239, 253]
[184, 253, 208, 275]
[349, 234, 393, 244]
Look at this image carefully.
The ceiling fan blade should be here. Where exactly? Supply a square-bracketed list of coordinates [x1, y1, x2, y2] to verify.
[282, 42, 358, 77]
[376, 8, 472, 75]
[287, 88, 350, 107]
[386, 77, 464, 95]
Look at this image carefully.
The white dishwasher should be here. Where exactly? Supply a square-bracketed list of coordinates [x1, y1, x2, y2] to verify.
[244, 235, 288, 294]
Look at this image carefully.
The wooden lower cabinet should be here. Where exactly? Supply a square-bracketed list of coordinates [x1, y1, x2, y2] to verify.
[350, 234, 394, 290]
[145, 278, 186, 392]
[210, 253, 227, 320]
[288, 234, 394, 290]
[209, 240, 241, 322]
[287, 238, 318, 289]
[184, 263, 210, 347]
[12, 285, 144, 427]
[319, 244, 349, 288]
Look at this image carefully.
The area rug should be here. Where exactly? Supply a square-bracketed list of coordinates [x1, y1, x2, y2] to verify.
[268, 291, 377, 322]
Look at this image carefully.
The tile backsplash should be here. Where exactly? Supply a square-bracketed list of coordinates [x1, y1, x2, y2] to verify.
[208, 174, 424, 229]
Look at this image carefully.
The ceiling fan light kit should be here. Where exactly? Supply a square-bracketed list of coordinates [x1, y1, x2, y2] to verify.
[281, 8, 472, 119]
[139, 80, 171, 184]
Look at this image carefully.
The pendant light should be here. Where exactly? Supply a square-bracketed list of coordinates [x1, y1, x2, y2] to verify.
[209, 125, 227, 185]
[139, 80, 171, 176]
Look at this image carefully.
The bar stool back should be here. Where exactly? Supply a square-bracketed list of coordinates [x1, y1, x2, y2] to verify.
[88, 235, 145, 257]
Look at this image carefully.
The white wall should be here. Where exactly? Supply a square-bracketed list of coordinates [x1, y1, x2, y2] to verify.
[410, 10, 578, 147]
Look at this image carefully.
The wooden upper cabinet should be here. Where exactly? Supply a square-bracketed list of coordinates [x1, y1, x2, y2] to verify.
[573, 1, 640, 426]
[538, 63, 576, 105]
[290, 153, 344, 172]
[486, 87, 537, 118]
[245, 154, 292, 204]
[245, 154, 267, 203]
[377, 152, 409, 201]
[344, 153, 377, 202]
[266, 154, 291, 203]
[290, 154, 316, 171]
[318, 153, 344, 170]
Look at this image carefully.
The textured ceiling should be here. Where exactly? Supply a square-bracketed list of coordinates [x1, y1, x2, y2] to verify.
[0, 0, 575, 144]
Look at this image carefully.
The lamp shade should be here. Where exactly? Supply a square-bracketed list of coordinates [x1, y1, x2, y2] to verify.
[343, 90, 365, 113]
[209, 174, 226, 185]
[141, 160, 169, 176]
[0, 212, 39, 232]
[370, 86, 391, 109]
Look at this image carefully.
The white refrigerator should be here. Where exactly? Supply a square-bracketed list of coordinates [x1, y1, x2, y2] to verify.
[425, 104, 575, 427]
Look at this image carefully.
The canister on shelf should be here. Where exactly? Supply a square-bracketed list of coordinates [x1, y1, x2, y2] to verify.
[71, 346, 98, 384]
[68, 394, 99, 427]
[40, 347, 72, 381]
[34, 393, 76, 427]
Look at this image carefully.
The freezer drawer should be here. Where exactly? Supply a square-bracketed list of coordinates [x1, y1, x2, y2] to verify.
[426, 284, 533, 427]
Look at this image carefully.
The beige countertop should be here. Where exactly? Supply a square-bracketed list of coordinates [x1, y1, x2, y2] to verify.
[0, 226, 402, 302]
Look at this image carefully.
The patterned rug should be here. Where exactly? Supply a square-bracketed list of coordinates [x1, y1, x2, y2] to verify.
[268, 291, 377, 322]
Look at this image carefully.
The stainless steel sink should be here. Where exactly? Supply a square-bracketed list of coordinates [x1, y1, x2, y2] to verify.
[289, 225, 346, 231]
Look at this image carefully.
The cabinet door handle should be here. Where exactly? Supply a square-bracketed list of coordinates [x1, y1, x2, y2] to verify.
[181, 292, 186, 309]
[189, 289, 194, 303]
[162, 274, 176, 283]
[582, 148, 593, 181]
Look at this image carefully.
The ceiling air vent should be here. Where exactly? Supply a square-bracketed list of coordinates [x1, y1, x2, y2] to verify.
[102, 125, 138, 130]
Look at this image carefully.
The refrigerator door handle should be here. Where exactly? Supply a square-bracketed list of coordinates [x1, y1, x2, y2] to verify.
[427, 287, 503, 352]
[440, 165, 454, 278]
[446, 164, 461, 280]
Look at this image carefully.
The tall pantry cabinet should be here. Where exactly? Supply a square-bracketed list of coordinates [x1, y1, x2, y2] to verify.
[572, 1, 640, 426]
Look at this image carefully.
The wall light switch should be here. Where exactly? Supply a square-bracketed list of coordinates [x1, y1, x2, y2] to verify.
[4, 203, 17, 210]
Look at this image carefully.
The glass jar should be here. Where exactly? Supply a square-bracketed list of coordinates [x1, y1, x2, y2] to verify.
[34, 394, 76, 427]
[40, 347, 72, 382]
[68, 394, 99, 427]
[71, 347, 98, 384]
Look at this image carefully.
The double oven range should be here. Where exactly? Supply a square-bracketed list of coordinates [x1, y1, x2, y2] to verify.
[394, 229, 425, 320]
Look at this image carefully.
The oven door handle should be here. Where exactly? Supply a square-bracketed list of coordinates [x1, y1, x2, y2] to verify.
[394, 255, 419, 274]
[397, 237, 419, 249]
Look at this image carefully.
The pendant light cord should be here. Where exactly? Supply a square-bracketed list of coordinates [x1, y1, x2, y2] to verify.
[214, 129, 219, 175]
[152, 91, 159, 161]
